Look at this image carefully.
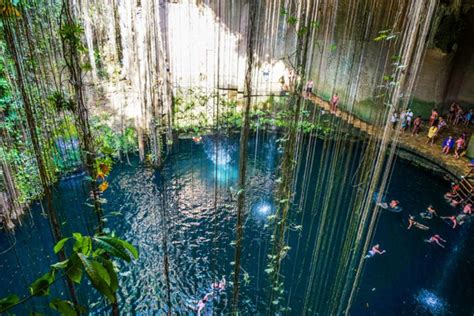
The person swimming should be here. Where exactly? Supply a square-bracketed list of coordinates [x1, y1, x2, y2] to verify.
[441, 215, 458, 229]
[444, 184, 460, 202]
[420, 205, 437, 219]
[218, 276, 226, 292]
[197, 293, 212, 316]
[407, 215, 429, 230]
[425, 234, 446, 248]
[364, 244, 386, 259]
[378, 200, 402, 212]
[192, 136, 203, 144]
[463, 203, 472, 215]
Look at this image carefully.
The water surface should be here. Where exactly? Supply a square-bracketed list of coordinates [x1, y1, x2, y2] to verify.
[1, 132, 473, 315]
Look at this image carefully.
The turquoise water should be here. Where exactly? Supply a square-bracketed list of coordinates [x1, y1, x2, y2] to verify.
[0, 132, 473, 315]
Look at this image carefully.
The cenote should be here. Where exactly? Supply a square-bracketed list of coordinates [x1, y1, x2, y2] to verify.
[2, 0, 474, 315]
[1, 133, 473, 314]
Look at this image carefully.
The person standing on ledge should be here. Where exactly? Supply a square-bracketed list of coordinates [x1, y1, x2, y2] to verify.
[426, 124, 438, 145]
[406, 108, 414, 129]
[412, 115, 422, 136]
[429, 108, 439, 127]
[305, 79, 314, 98]
[330, 93, 339, 113]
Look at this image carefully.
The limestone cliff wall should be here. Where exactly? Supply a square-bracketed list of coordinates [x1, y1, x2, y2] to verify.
[77, 0, 474, 127]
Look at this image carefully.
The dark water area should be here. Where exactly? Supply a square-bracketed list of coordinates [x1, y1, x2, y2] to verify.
[1, 132, 473, 315]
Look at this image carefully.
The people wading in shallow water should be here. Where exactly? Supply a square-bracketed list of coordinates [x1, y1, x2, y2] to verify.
[364, 244, 386, 259]
[425, 234, 446, 248]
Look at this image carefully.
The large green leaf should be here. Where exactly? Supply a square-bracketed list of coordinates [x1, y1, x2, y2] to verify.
[49, 298, 76, 316]
[0, 294, 19, 312]
[73, 235, 92, 255]
[97, 236, 138, 260]
[53, 237, 70, 254]
[66, 254, 83, 284]
[51, 259, 69, 269]
[77, 254, 115, 302]
[102, 259, 119, 292]
[93, 237, 131, 262]
[29, 271, 55, 296]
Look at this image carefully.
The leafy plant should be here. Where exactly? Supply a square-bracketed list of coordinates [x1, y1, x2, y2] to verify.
[0, 232, 139, 314]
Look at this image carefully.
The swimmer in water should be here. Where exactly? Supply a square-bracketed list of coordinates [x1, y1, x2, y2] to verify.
[192, 136, 203, 144]
[390, 200, 400, 208]
[364, 244, 386, 259]
[407, 215, 429, 230]
[441, 215, 458, 229]
[463, 203, 472, 215]
[425, 234, 446, 248]
[218, 276, 226, 292]
[420, 205, 437, 219]
[197, 293, 212, 316]
[378, 199, 400, 210]
[444, 184, 460, 202]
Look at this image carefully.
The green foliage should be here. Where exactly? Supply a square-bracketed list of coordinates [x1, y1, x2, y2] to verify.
[91, 115, 138, 159]
[29, 271, 55, 296]
[47, 91, 75, 112]
[50, 298, 83, 316]
[374, 29, 397, 42]
[59, 23, 86, 52]
[173, 88, 215, 133]
[0, 294, 19, 311]
[287, 16, 297, 26]
[0, 233, 139, 314]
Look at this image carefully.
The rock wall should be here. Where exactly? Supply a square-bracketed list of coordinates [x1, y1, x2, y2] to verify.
[78, 0, 474, 127]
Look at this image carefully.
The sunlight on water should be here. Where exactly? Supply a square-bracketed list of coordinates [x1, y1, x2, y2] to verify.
[414, 289, 448, 315]
[252, 200, 273, 220]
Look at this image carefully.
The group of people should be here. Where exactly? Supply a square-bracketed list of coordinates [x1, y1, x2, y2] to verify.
[424, 105, 471, 159]
[366, 188, 472, 258]
[196, 277, 226, 315]
[448, 102, 473, 127]
[390, 104, 472, 159]
[443, 182, 473, 227]
[390, 109, 415, 132]
[389, 104, 472, 160]
[303, 79, 339, 113]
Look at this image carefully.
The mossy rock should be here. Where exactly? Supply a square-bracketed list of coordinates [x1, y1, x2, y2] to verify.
[409, 99, 436, 120]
